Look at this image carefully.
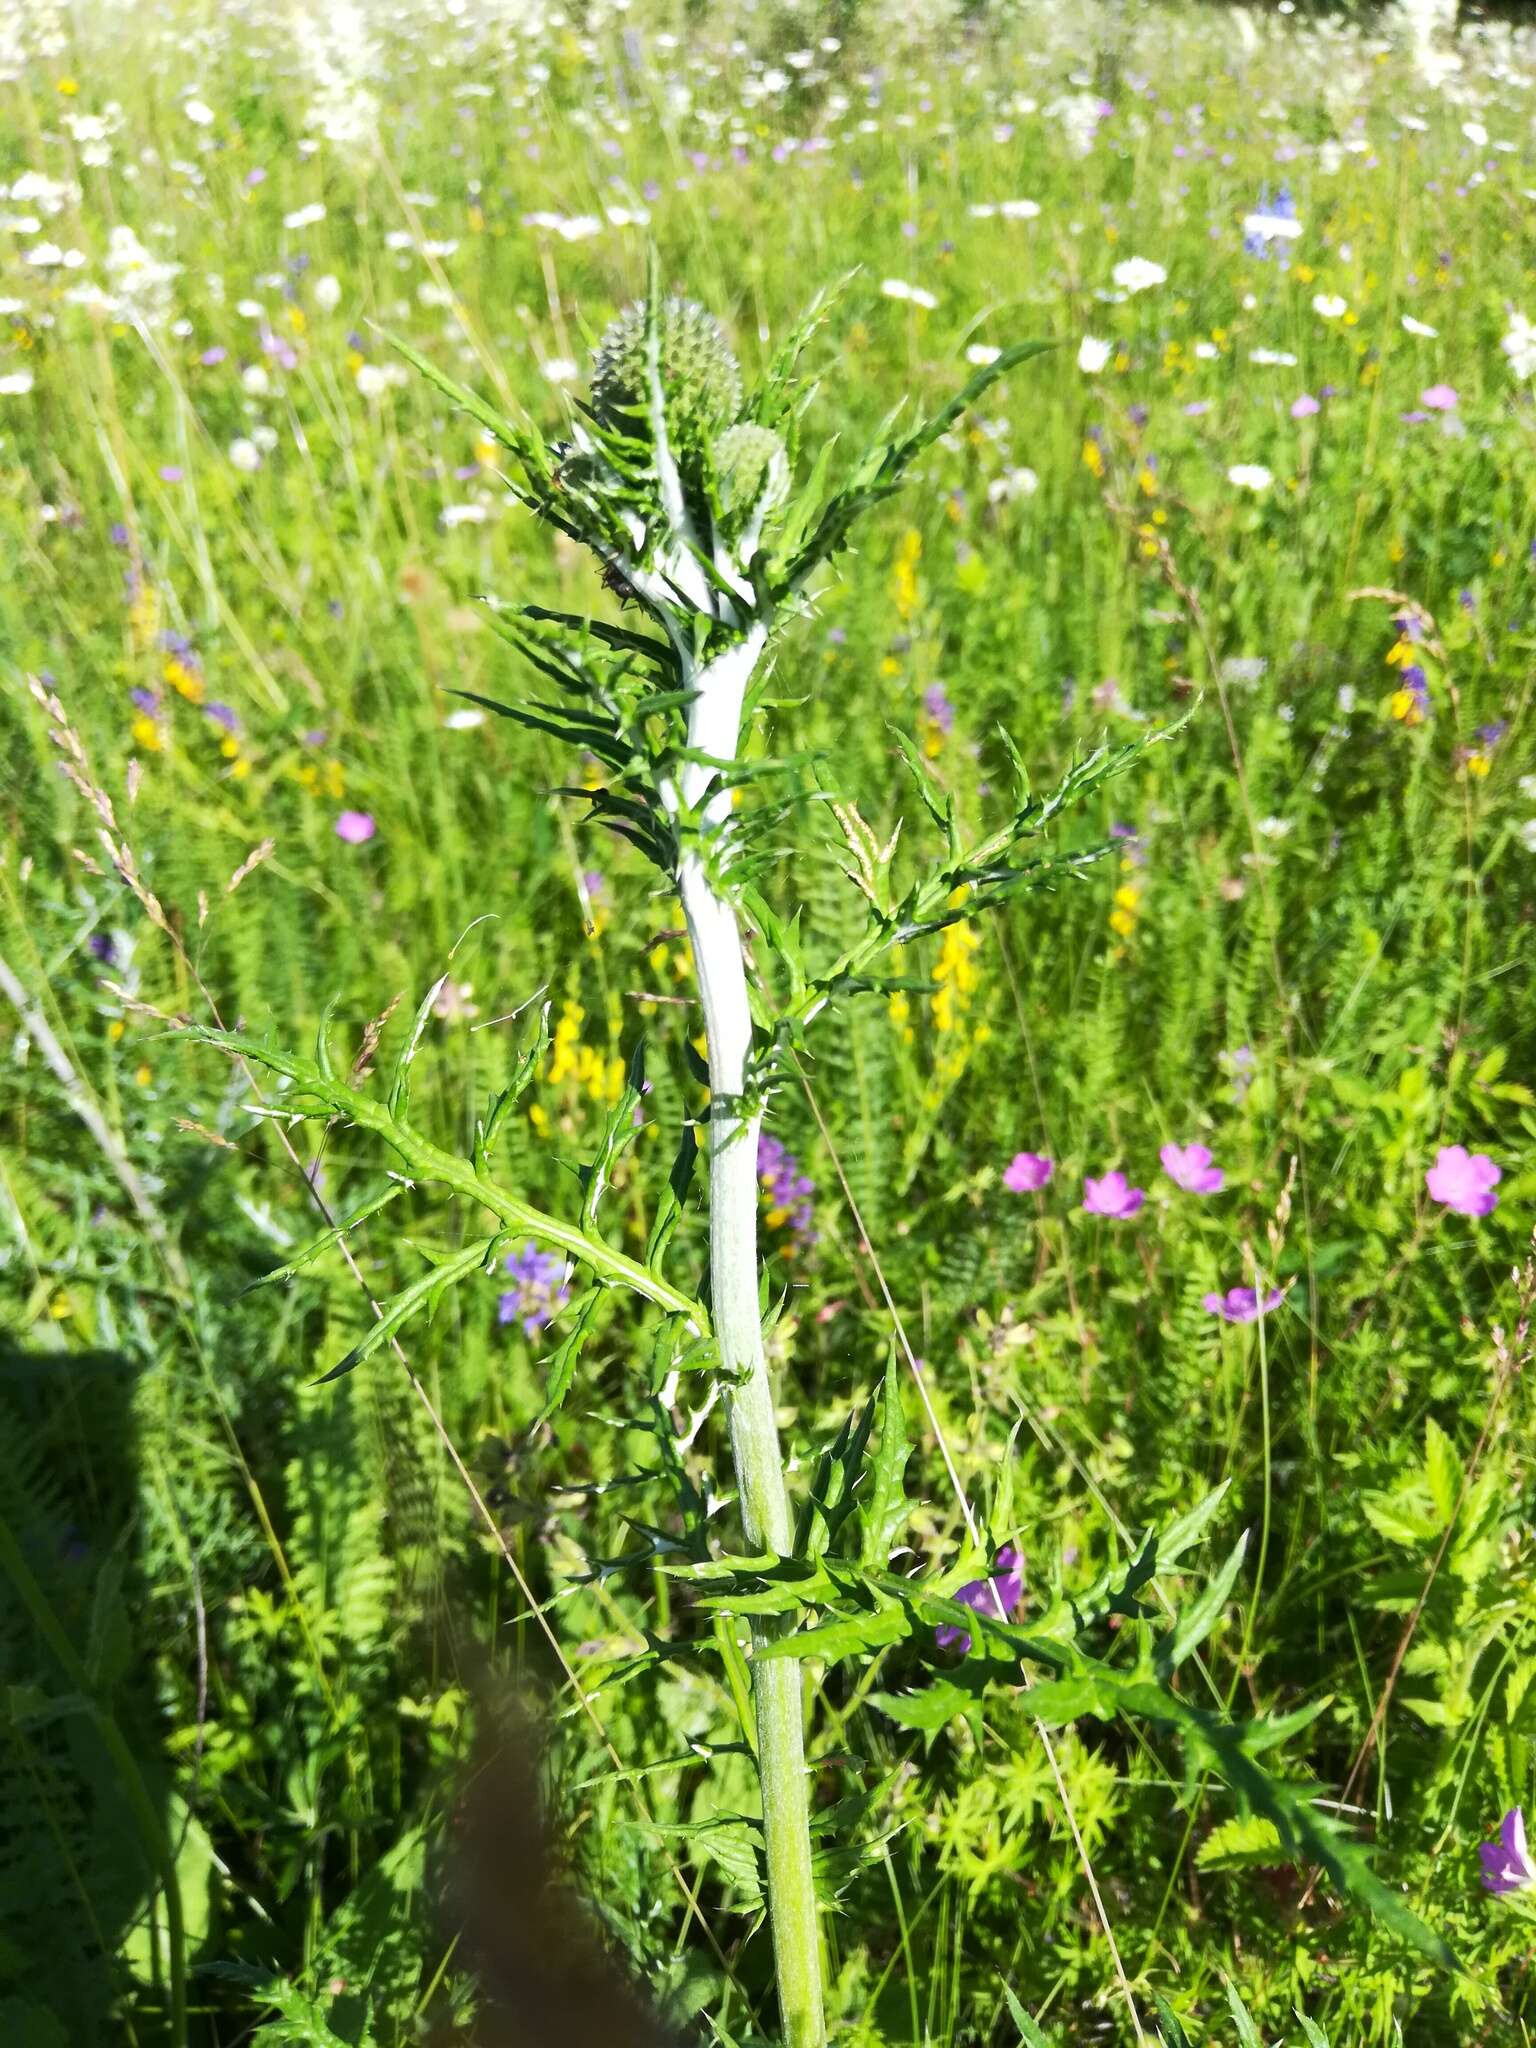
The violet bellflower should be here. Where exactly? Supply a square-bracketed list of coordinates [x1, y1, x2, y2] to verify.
[1481, 1808, 1536, 1895]
[935, 1544, 1024, 1653]
[498, 1242, 571, 1337]
[922, 681, 955, 735]
[757, 1133, 817, 1249]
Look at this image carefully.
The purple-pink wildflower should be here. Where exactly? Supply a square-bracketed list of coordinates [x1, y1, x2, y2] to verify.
[498, 1243, 571, 1337]
[935, 1544, 1024, 1652]
[1110, 820, 1148, 867]
[1222, 1046, 1256, 1104]
[1481, 1809, 1536, 1895]
[1425, 1145, 1500, 1217]
[922, 681, 955, 734]
[1397, 665, 1432, 721]
[1160, 1141, 1225, 1194]
[335, 810, 376, 845]
[1082, 1170, 1144, 1218]
[1290, 392, 1321, 419]
[1003, 1151, 1053, 1193]
[758, 1133, 817, 1249]
[1421, 383, 1459, 411]
[1203, 1284, 1285, 1324]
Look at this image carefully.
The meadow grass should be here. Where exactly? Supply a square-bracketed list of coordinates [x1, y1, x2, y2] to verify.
[3, 0, 1536, 2041]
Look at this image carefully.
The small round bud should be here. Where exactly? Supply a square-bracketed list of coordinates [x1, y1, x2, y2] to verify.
[590, 297, 742, 437]
[713, 424, 790, 527]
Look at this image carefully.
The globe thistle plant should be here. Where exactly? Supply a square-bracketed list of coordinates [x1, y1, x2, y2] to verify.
[195, 261, 1455, 2044]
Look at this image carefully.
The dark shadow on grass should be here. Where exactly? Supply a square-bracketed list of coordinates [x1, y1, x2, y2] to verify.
[0, 1338, 178, 2047]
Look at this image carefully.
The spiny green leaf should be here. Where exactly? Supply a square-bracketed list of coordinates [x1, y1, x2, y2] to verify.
[476, 1001, 552, 1173]
[1164, 1530, 1249, 1671]
[1151, 1993, 1193, 2048]
[1021, 1673, 1120, 1725]
[386, 331, 548, 475]
[578, 1041, 647, 1236]
[860, 1351, 911, 1569]
[1000, 1981, 1056, 2047]
[316, 1235, 501, 1384]
[644, 1121, 699, 1272]
[642, 1814, 764, 1905]
[1222, 1976, 1264, 2048]
[515, 602, 677, 670]
[1196, 1813, 1285, 1871]
[754, 1603, 908, 1665]
[244, 1183, 404, 1293]
[1240, 1694, 1333, 1755]
[777, 339, 1053, 588]
[386, 975, 447, 1124]
[537, 1285, 607, 1423]
[1155, 1480, 1234, 1569]
[886, 723, 951, 832]
[314, 992, 341, 1084]
[1424, 1414, 1460, 1525]
[799, 1399, 876, 1561]
[868, 1680, 977, 1735]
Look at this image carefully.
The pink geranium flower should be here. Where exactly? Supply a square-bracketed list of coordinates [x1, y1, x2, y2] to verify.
[1425, 1145, 1500, 1217]
[1203, 1284, 1284, 1324]
[1003, 1151, 1053, 1193]
[1082, 1170, 1144, 1218]
[1160, 1141, 1224, 1194]
[335, 810, 377, 844]
[1421, 383, 1459, 411]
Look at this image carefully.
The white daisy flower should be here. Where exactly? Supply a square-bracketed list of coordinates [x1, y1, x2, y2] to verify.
[1112, 256, 1166, 294]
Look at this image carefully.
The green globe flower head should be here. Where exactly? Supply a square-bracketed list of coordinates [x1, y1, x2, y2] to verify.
[590, 297, 742, 440]
[713, 423, 791, 533]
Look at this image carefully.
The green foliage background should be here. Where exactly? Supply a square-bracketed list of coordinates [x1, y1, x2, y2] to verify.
[2, 0, 1535, 2041]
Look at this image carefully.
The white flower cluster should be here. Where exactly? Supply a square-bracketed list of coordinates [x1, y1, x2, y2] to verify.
[1502, 313, 1536, 382]
[294, 0, 381, 150]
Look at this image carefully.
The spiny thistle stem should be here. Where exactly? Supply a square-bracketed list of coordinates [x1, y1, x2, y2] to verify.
[675, 645, 826, 2048]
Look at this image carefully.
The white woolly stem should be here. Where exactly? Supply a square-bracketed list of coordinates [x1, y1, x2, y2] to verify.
[672, 632, 825, 2048]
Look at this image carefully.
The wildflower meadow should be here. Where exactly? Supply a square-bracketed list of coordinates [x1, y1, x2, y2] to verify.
[4, 0, 1536, 2042]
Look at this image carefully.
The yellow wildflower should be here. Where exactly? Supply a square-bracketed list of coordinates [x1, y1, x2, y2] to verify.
[1109, 880, 1142, 942]
[891, 528, 923, 623]
[932, 919, 981, 1035]
[1390, 688, 1427, 726]
[163, 654, 204, 703]
[128, 584, 160, 649]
